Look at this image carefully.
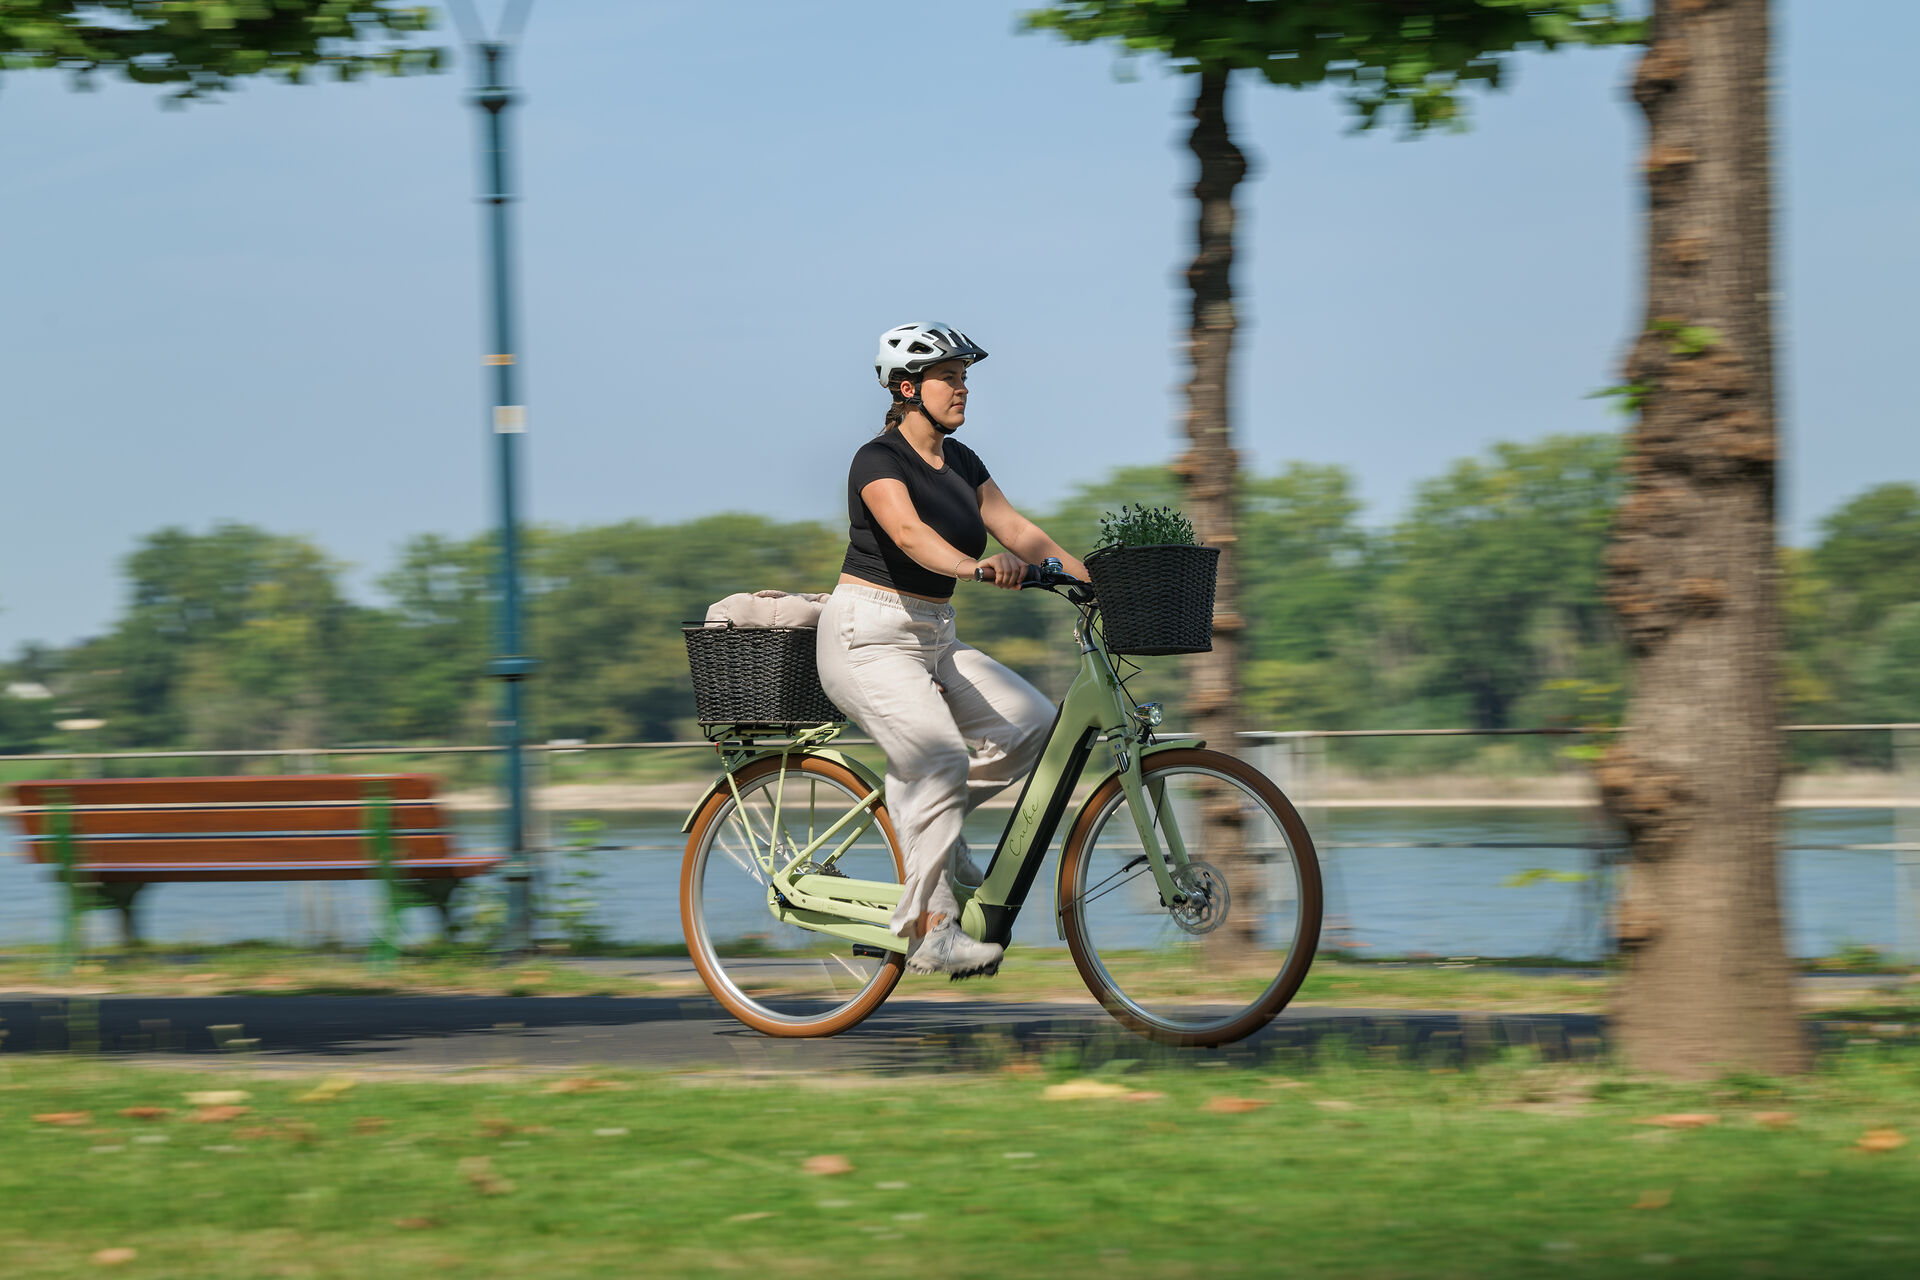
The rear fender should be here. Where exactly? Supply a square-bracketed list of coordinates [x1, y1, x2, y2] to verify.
[679, 748, 884, 834]
[1050, 737, 1203, 939]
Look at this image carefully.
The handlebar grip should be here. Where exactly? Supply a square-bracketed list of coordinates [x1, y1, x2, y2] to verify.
[972, 562, 1041, 585]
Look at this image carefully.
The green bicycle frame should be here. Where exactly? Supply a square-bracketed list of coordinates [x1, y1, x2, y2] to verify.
[685, 612, 1202, 956]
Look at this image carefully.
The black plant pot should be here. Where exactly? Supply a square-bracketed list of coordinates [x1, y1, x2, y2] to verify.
[1084, 543, 1219, 656]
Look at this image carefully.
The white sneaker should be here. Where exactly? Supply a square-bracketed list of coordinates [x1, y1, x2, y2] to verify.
[906, 919, 1003, 980]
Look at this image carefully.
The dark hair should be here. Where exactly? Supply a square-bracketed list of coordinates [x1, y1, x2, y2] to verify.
[881, 378, 911, 433]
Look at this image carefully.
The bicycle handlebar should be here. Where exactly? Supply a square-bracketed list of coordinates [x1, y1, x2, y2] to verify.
[973, 557, 1088, 592]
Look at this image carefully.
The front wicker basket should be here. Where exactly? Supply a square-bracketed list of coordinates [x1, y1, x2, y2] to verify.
[683, 624, 843, 727]
[1084, 543, 1220, 656]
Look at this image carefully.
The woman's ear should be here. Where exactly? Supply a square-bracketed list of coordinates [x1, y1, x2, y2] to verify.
[897, 378, 916, 403]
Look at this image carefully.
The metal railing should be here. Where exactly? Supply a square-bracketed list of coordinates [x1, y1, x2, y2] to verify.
[4, 724, 1917, 959]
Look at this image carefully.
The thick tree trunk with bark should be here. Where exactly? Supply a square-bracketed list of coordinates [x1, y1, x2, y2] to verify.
[1179, 69, 1254, 953]
[1601, 0, 1806, 1077]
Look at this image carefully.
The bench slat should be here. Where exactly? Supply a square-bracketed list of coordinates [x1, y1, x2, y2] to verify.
[11, 774, 437, 808]
[16, 805, 450, 838]
[22, 834, 454, 866]
[88, 857, 502, 883]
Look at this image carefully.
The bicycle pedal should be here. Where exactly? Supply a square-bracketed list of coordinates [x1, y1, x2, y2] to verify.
[949, 962, 1000, 983]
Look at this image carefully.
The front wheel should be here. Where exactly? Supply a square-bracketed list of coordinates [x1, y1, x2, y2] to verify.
[1058, 748, 1322, 1047]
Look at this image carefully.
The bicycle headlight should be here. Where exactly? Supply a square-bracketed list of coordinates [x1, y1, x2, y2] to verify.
[1136, 702, 1164, 728]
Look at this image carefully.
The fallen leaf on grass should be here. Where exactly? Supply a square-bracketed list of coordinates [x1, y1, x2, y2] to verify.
[803, 1154, 854, 1176]
[728, 1211, 774, 1223]
[1631, 1189, 1672, 1211]
[458, 1155, 515, 1196]
[119, 1107, 171, 1121]
[1857, 1129, 1906, 1153]
[32, 1112, 92, 1126]
[185, 1091, 250, 1107]
[1123, 1091, 1166, 1103]
[1634, 1114, 1719, 1129]
[1203, 1098, 1268, 1115]
[353, 1117, 390, 1135]
[91, 1247, 137, 1266]
[1042, 1079, 1134, 1101]
[394, 1217, 442, 1231]
[296, 1077, 356, 1104]
[1755, 1112, 1796, 1130]
[543, 1077, 619, 1094]
[999, 1061, 1044, 1078]
[191, 1106, 251, 1124]
[235, 1126, 279, 1141]
[1313, 1100, 1359, 1112]
[1265, 1079, 1309, 1089]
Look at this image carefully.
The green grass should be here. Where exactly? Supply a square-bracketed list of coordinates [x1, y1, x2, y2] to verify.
[2, 945, 1613, 1011]
[4, 1048, 1920, 1277]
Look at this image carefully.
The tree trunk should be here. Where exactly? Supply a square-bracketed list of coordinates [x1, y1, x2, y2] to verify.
[1601, 0, 1805, 1077]
[1180, 69, 1254, 954]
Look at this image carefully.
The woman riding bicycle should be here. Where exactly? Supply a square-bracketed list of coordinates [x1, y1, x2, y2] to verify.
[816, 322, 1088, 978]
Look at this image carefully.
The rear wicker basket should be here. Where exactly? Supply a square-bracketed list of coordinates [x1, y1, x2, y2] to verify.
[683, 624, 843, 727]
[1084, 543, 1220, 656]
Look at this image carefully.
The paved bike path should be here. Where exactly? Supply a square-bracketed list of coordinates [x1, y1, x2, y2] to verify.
[0, 991, 1605, 1073]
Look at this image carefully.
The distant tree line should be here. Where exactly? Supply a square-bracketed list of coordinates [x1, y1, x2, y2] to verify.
[3, 434, 1915, 768]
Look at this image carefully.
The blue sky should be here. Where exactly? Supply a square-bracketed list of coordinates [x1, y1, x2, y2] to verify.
[2, 1, 1914, 652]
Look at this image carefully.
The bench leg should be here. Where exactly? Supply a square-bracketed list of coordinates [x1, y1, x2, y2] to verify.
[409, 880, 460, 942]
[97, 883, 146, 947]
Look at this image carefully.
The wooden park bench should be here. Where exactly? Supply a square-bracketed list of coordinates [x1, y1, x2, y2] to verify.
[6, 774, 501, 953]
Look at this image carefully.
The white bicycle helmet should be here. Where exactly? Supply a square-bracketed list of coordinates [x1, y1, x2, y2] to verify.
[874, 322, 989, 388]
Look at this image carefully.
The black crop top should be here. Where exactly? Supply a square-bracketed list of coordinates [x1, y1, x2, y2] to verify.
[839, 431, 992, 599]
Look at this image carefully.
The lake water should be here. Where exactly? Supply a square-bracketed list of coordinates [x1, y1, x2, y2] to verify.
[1, 807, 1910, 961]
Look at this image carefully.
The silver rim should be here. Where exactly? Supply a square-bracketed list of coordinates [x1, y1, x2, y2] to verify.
[1068, 763, 1308, 1035]
[688, 767, 901, 1028]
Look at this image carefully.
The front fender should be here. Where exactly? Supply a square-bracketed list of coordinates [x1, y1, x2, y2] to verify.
[679, 747, 885, 834]
[1050, 736, 1203, 939]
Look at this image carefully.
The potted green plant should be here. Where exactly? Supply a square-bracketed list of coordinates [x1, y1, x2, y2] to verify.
[1083, 504, 1219, 655]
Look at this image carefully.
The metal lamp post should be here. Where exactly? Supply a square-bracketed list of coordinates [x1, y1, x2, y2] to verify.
[469, 32, 535, 952]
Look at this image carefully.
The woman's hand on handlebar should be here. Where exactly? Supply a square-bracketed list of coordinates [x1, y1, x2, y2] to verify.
[971, 552, 1030, 590]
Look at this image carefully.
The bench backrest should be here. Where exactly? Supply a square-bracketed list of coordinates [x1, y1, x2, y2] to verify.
[7, 774, 485, 879]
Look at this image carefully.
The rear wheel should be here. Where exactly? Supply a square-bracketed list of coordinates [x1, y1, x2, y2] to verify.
[681, 753, 906, 1037]
[1058, 748, 1322, 1046]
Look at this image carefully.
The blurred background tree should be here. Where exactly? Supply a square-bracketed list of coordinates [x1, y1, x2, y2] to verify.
[1384, 434, 1622, 732]
[8, 448, 1916, 772]
[1021, 0, 1639, 766]
[1, 0, 440, 103]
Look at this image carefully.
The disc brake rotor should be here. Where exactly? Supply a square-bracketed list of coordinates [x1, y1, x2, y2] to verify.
[1168, 860, 1230, 935]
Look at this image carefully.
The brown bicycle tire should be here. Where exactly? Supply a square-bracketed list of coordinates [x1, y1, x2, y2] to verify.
[1057, 748, 1323, 1047]
[680, 753, 907, 1038]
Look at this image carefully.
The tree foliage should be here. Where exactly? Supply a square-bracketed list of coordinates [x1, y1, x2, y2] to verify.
[1023, 0, 1639, 130]
[7, 444, 1915, 765]
[0, 0, 441, 102]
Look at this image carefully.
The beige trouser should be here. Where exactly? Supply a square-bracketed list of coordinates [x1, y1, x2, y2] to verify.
[815, 584, 1055, 936]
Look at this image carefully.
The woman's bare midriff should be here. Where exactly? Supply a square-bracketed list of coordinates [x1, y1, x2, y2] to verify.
[837, 573, 952, 604]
